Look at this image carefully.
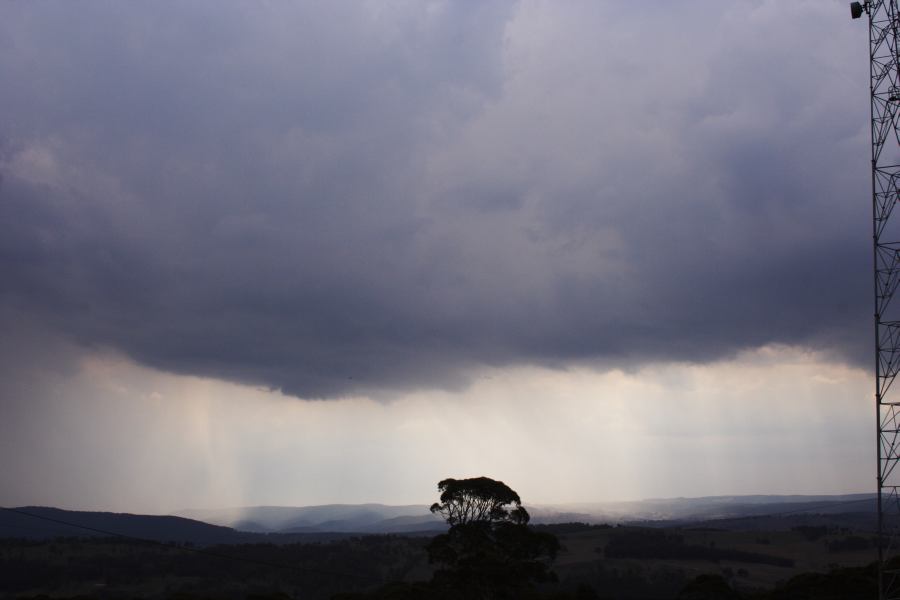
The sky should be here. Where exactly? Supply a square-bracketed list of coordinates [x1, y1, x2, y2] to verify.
[0, 0, 879, 514]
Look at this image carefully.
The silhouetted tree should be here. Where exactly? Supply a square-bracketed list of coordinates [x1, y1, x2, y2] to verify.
[335, 477, 561, 600]
[429, 477, 529, 526]
[427, 476, 559, 599]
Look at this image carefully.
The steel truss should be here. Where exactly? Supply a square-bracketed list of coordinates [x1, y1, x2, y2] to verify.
[857, 1, 900, 597]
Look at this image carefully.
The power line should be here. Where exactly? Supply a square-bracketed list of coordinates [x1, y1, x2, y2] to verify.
[0, 506, 389, 585]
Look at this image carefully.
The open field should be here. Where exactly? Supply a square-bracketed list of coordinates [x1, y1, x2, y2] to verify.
[551, 524, 877, 597]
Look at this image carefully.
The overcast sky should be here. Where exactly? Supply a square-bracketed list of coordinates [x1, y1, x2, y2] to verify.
[0, 0, 878, 513]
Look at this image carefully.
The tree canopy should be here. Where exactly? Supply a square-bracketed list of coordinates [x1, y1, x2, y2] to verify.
[426, 476, 557, 598]
[340, 476, 561, 599]
[429, 476, 530, 526]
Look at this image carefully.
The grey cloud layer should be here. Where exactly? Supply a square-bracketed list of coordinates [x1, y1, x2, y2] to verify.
[0, 1, 870, 397]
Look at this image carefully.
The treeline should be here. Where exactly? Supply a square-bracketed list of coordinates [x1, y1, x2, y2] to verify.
[0, 536, 428, 599]
[603, 529, 794, 567]
[675, 563, 879, 600]
[2, 536, 888, 600]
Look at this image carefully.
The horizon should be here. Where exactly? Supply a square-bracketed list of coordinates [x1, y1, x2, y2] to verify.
[14, 490, 878, 519]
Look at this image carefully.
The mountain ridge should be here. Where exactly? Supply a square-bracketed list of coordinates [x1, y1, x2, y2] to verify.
[174, 493, 877, 534]
[1, 493, 876, 546]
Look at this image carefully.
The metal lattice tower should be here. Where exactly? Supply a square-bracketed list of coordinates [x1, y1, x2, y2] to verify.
[854, 1, 900, 597]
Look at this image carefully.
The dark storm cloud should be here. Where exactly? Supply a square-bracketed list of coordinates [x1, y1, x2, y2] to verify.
[0, 1, 872, 398]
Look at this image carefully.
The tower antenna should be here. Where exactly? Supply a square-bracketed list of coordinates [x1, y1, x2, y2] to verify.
[853, 2, 900, 597]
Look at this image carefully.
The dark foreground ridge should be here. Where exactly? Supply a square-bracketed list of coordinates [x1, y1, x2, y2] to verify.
[0, 489, 884, 599]
[0, 507, 365, 546]
[0, 520, 884, 599]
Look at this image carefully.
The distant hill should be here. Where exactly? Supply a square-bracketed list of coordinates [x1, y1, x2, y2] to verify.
[176, 494, 877, 534]
[672, 511, 877, 532]
[0, 507, 360, 545]
[540, 493, 877, 525]
[177, 504, 447, 534]
[0, 506, 251, 545]
[1, 494, 877, 546]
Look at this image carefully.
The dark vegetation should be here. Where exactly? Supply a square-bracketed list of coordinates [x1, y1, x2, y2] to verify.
[603, 529, 794, 567]
[0, 480, 885, 600]
[790, 526, 828, 542]
[339, 477, 561, 599]
[1, 535, 883, 600]
[0, 535, 428, 600]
